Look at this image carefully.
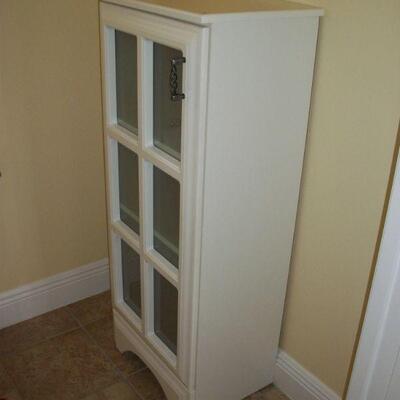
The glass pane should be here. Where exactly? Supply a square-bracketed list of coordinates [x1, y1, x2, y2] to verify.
[115, 30, 138, 133]
[154, 269, 178, 354]
[118, 143, 139, 234]
[121, 239, 141, 317]
[153, 43, 183, 160]
[153, 167, 180, 268]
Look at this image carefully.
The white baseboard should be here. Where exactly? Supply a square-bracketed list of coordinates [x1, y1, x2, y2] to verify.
[274, 350, 341, 400]
[0, 258, 110, 329]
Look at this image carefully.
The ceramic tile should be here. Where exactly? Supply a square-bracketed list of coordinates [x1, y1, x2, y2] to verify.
[86, 316, 146, 376]
[81, 381, 140, 400]
[0, 308, 78, 355]
[101, 381, 141, 399]
[1, 329, 118, 400]
[129, 369, 166, 400]
[67, 291, 112, 326]
[0, 362, 15, 397]
[244, 385, 289, 400]
[0, 389, 23, 400]
[0, 294, 289, 400]
[80, 394, 101, 400]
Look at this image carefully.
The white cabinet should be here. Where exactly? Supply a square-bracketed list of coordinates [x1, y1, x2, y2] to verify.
[100, 1, 322, 399]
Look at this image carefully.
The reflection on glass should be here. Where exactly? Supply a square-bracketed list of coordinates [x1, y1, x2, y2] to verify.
[115, 30, 138, 133]
[154, 269, 178, 354]
[121, 240, 141, 317]
[153, 43, 183, 160]
[118, 143, 139, 234]
[153, 167, 180, 268]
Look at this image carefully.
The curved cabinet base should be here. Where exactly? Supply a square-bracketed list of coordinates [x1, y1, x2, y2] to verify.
[113, 310, 190, 400]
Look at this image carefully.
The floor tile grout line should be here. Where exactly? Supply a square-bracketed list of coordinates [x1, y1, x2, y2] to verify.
[0, 325, 81, 358]
[59, 308, 125, 400]
[64, 302, 114, 329]
[82, 327, 147, 400]
[0, 307, 84, 357]
[1, 293, 160, 400]
[65, 307, 147, 400]
[0, 307, 100, 400]
[64, 307, 131, 400]
[0, 312, 82, 400]
[128, 365, 148, 377]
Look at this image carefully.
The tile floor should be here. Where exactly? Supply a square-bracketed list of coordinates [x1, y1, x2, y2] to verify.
[0, 291, 289, 400]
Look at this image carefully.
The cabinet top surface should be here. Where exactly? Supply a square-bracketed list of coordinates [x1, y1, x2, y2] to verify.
[103, 0, 323, 24]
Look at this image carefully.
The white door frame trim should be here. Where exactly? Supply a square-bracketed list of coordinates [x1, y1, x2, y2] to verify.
[347, 143, 400, 400]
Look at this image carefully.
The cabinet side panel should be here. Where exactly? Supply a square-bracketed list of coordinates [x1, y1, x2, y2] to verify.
[196, 17, 319, 400]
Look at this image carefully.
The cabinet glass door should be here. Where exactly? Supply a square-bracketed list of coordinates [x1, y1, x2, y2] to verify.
[101, 3, 206, 379]
[105, 26, 142, 329]
[109, 33, 185, 363]
[148, 40, 183, 358]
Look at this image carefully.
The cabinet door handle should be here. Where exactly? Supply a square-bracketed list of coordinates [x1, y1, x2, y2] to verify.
[169, 56, 186, 101]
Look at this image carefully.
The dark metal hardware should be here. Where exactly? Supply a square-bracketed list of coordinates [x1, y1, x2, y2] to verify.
[169, 56, 186, 101]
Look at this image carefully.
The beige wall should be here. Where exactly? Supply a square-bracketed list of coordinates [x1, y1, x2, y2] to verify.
[1, 0, 400, 397]
[280, 0, 400, 395]
[0, 0, 107, 293]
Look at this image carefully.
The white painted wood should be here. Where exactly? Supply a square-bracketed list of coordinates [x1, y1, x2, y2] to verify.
[195, 16, 319, 400]
[103, 0, 323, 25]
[114, 310, 188, 400]
[100, 2, 321, 399]
[347, 151, 400, 400]
[107, 125, 139, 154]
[100, 1, 209, 388]
[110, 232, 143, 331]
[144, 249, 179, 287]
[178, 24, 209, 391]
[111, 220, 140, 252]
[274, 350, 341, 400]
[0, 258, 110, 329]
[141, 159, 154, 258]
[386, 351, 400, 400]
[147, 330, 178, 370]
[142, 147, 181, 181]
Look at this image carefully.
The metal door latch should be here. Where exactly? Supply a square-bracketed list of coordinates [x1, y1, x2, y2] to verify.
[169, 56, 186, 101]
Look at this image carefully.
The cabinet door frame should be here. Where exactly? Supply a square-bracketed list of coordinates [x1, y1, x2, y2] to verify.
[347, 150, 400, 399]
[100, 2, 209, 386]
